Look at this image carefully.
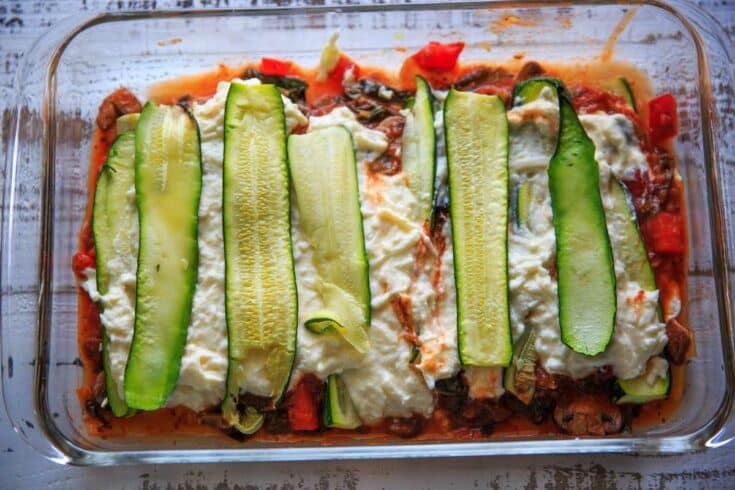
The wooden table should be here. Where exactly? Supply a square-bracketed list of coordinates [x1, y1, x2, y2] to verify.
[1, 1, 734, 488]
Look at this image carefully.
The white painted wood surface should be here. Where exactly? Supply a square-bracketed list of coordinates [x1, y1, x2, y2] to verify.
[1, 1, 734, 488]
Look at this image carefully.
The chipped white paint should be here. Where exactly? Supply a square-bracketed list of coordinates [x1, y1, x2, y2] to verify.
[1, 1, 734, 489]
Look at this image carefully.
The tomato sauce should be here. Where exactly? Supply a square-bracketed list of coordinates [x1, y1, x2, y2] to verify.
[75, 51, 691, 442]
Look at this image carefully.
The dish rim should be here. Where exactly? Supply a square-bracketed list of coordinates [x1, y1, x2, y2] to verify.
[4, 0, 734, 465]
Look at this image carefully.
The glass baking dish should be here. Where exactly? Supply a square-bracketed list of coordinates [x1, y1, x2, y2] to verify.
[2, 0, 735, 466]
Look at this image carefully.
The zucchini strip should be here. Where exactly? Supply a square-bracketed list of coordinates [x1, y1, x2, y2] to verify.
[221, 82, 298, 434]
[92, 127, 137, 417]
[608, 178, 670, 403]
[503, 327, 537, 405]
[444, 90, 512, 367]
[401, 75, 436, 225]
[124, 102, 202, 411]
[548, 96, 617, 356]
[611, 77, 637, 113]
[288, 127, 371, 354]
[323, 374, 362, 429]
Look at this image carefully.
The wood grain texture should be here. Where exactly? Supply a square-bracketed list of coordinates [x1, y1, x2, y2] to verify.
[1, 1, 734, 488]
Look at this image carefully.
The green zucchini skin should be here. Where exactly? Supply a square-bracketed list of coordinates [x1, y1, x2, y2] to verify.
[608, 179, 657, 291]
[323, 374, 362, 429]
[401, 75, 437, 225]
[444, 89, 512, 367]
[613, 77, 637, 113]
[607, 178, 670, 404]
[513, 181, 533, 229]
[503, 327, 537, 405]
[124, 102, 202, 411]
[92, 132, 137, 417]
[288, 126, 371, 354]
[548, 96, 617, 356]
[221, 82, 297, 434]
[616, 365, 670, 404]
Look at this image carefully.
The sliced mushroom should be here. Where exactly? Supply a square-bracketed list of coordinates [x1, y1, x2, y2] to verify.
[666, 317, 693, 365]
[553, 394, 623, 436]
[516, 61, 545, 82]
[96, 88, 142, 131]
[386, 415, 424, 438]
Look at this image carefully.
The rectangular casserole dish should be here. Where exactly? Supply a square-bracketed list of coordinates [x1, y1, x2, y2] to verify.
[2, 0, 735, 465]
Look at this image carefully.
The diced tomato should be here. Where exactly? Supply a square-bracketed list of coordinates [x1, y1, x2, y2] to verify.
[328, 54, 360, 83]
[573, 86, 636, 120]
[648, 94, 678, 144]
[287, 376, 320, 431]
[622, 169, 647, 201]
[643, 211, 685, 255]
[72, 251, 96, 275]
[260, 57, 291, 77]
[412, 41, 465, 71]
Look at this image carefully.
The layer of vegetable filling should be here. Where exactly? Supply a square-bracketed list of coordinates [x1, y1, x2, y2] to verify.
[75, 38, 692, 439]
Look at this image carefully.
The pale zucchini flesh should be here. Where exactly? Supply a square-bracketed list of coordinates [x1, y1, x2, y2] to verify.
[221, 82, 297, 434]
[503, 327, 537, 405]
[124, 102, 202, 411]
[444, 90, 512, 367]
[288, 126, 371, 353]
[93, 130, 137, 417]
[514, 181, 533, 229]
[616, 366, 670, 404]
[548, 97, 617, 356]
[116, 113, 140, 134]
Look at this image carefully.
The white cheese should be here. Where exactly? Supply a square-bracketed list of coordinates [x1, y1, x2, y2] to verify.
[507, 87, 560, 348]
[341, 169, 434, 423]
[80, 267, 100, 302]
[579, 113, 647, 179]
[378, 85, 394, 100]
[464, 366, 504, 400]
[646, 357, 670, 385]
[308, 107, 388, 155]
[412, 222, 461, 388]
[342, 66, 356, 86]
[80, 262, 137, 405]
